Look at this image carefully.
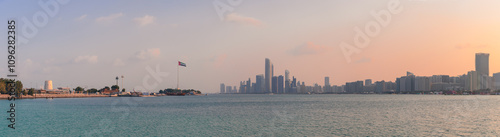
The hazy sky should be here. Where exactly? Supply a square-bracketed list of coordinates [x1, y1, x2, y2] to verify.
[1, 0, 499, 93]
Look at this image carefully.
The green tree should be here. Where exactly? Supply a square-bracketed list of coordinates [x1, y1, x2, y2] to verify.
[27, 88, 34, 95]
[0, 79, 23, 95]
[111, 85, 119, 91]
[75, 86, 84, 93]
[0, 82, 5, 94]
[87, 88, 98, 93]
[15, 80, 23, 94]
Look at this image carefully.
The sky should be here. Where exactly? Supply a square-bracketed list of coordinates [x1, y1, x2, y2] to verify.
[1, 0, 500, 93]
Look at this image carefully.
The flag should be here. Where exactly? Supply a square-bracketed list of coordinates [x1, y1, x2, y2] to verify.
[178, 61, 186, 67]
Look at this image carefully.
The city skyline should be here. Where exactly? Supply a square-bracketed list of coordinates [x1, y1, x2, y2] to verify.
[2, 1, 500, 93]
[5, 1, 500, 136]
[222, 52, 499, 94]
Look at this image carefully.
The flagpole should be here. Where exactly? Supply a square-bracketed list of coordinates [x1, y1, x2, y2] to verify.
[177, 62, 179, 89]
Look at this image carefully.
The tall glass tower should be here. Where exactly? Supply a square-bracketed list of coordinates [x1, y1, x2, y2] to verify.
[265, 58, 273, 93]
[475, 53, 489, 76]
[475, 53, 490, 90]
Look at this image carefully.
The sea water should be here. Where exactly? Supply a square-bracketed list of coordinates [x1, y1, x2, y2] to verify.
[1, 94, 499, 136]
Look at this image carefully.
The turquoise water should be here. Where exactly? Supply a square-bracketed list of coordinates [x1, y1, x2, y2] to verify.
[1, 94, 500, 136]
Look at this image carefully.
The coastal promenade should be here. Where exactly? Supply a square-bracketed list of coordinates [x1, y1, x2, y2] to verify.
[0, 94, 110, 99]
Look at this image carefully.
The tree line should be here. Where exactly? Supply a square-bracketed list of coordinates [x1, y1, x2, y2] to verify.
[0, 78, 23, 95]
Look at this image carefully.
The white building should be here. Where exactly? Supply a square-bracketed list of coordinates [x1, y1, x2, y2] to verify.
[44, 80, 53, 90]
[466, 71, 478, 91]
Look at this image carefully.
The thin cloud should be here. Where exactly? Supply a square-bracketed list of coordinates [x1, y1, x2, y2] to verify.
[289, 42, 331, 56]
[134, 15, 156, 26]
[134, 48, 160, 60]
[225, 13, 263, 26]
[95, 13, 124, 23]
[75, 14, 87, 21]
[74, 55, 98, 64]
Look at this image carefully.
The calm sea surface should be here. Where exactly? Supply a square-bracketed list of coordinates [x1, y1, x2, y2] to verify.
[1, 94, 500, 136]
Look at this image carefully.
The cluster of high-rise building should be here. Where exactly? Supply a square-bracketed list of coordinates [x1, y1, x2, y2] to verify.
[219, 83, 237, 94]
[221, 58, 326, 94]
[391, 53, 499, 94]
[221, 53, 500, 94]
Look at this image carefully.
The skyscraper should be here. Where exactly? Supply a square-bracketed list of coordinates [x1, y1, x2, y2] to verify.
[476, 53, 490, 90]
[272, 76, 278, 93]
[494, 72, 500, 91]
[324, 77, 331, 93]
[226, 86, 232, 94]
[265, 58, 273, 93]
[246, 78, 251, 94]
[220, 83, 225, 94]
[375, 81, 386, 93]
[285, 70, 290, 82]
[476, 53, 489, 76]
[345, 81, 363, 93]
[466, 71, 478, 91]
[278, 75, 284, 94]
[325, 77, 330, 86]
[365, 79, 372, 86]
[415, 76, 430, 91]
[397, 72, 416, 92]
[285, 70, 290, 93]
[256, 74, 264, 93]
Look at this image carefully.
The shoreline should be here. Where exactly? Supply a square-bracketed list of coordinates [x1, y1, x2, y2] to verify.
[0, 93, 206, 100]
[0, 94, 111, 100]
[1, 93, 496, 100]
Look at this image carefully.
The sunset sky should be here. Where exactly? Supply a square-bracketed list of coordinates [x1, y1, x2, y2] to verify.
[1, 0, 499, 93]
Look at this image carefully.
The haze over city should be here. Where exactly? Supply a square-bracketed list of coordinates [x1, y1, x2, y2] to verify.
[2, 0, 500, 93]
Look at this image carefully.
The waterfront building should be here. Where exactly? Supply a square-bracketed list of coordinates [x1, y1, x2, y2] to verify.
[476, 53, 490, 90]
[255, 74, 265, 93]
[476, 53, 489, 76]
[365, 79, 372, 86]
[466, 71, 479, 91]
[226, 86, 233, 93]
[494, 72, 500, 91]
[278, 75, 284, 94]
[265, 58, 273, 93]
[415, 76, 430, 91]
[272, 76, 278, 93]
[345, 81, 363, 93]
[285, 70, 290, 93]
[375, 81, 386, 93]
[220, 83, 225, 93]
[247, 78, 251, 94]
[44, 80, 53, 90]
[324, 77, 331, 93]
